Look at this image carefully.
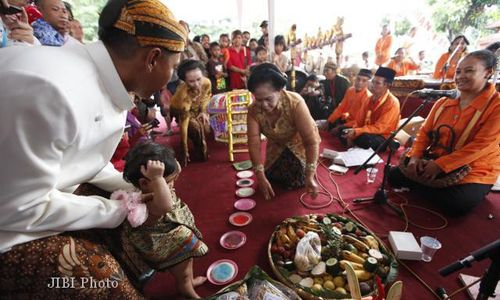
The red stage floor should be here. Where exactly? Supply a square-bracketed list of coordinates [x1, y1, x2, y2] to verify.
[144, 131, 499, 300]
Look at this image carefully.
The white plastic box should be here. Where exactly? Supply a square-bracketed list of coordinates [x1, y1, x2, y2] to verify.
[388, 231, 423, 260]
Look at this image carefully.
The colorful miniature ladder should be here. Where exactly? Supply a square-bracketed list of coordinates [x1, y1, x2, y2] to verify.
[226, 90, 252, 161]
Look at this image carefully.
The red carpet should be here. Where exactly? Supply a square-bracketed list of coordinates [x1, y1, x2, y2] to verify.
[143, 131, 499, 300]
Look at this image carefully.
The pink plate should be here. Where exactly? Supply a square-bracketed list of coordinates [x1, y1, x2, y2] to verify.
[234, 198, 256, 211]
[220, 231, 247, 250]
[206, 259, 238, 285]
[236, 178, 254, 188]
[228, 212, 253, 227]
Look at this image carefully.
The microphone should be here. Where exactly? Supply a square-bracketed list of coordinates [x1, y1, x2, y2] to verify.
[439, 239, 500, 276]
[415, 89, 460, 99]
[436, 287, 450, 299]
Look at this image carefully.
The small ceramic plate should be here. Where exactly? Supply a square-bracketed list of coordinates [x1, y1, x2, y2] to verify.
[236, 170, 254, 179]
[236, 178, 254, 188]
[236, 187, 255, 197]
[207, 259, 238, 285]
[228, 212, 253, 226]
[220, 231, 247, 250]
[234, 198, 256, 211]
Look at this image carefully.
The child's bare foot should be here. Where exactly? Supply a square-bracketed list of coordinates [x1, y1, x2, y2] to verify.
[178, 283, 200, 299]
[192, 276, 207, 287]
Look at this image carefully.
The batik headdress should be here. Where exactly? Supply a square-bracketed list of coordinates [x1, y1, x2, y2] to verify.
[100, 0, 188, 52]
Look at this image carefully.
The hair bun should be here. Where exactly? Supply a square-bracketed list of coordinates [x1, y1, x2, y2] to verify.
[253, 62, 281, 75]
[252, 63, 287, 82]
[247, 63, 287, 92]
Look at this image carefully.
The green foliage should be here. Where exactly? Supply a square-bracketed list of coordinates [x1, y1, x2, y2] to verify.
[70, 0, 106, 43]
[190, 18, 232, 41]
[190, 19, 261, 42]
[69, 1, 262, 44]
[394, 18, 412, 37]
[427, 0, 499, 42]
[380, 16, 391, 27]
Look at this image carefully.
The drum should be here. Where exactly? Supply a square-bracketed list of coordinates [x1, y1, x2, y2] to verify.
[286, 67, 309, 93]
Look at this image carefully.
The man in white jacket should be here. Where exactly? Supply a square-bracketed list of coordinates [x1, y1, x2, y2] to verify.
[0, 0, 187, 297]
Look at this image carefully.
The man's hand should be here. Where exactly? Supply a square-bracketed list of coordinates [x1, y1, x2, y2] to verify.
[140, 160, 165, 181]
[2, 8, 35, 45]
[341, 128, 355, 139]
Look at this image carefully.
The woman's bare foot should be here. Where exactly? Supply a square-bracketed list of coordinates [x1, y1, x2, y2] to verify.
[192, 276, 207, 287]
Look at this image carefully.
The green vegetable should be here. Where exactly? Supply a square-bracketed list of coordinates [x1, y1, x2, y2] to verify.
[345, 222, 357, 233]
[363, 257, 378, 272]
[326, 258, 340, 275]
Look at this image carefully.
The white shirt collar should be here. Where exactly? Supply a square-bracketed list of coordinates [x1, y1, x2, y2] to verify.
[85, 41, 133, 111]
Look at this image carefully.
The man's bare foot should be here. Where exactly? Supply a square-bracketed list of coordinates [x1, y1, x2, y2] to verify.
[192, 276, 207, 287]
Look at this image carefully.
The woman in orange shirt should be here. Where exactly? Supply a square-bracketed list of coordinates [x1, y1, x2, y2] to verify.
[386, 48, 418, 77]
[432, 35, 469, 80]
[390, 50, 500, 216]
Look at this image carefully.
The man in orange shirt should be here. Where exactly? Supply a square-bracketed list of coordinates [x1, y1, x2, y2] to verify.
[390, 50, 499, 216]
[375, 25, 393, 66]
[327, 68, 372, 141]
[342, 67, 400, 150]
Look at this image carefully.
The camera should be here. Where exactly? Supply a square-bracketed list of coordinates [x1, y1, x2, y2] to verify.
[0, 4, 23, 15]
[148, 119, 160, 128]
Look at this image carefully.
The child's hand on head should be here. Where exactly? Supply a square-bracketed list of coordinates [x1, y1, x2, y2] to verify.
[141, 160, 165, 180]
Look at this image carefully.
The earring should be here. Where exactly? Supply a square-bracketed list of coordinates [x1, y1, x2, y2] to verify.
[148, 65, 153, 73]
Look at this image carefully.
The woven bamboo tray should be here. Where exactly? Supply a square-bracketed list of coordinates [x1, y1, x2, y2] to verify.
[268, 214, 398, 300]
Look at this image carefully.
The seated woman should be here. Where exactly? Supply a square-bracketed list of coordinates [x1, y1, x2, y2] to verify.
[170, 59, 212, 165]
[385, 48, 418, 77]
[433, 35, 469, 80]
[116, 142, 208, 298]
[390, 50, 500, 216]
[247, 63, 321, 200]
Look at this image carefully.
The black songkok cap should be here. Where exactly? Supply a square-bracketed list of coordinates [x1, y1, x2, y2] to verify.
[375, 67, 396, 83]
